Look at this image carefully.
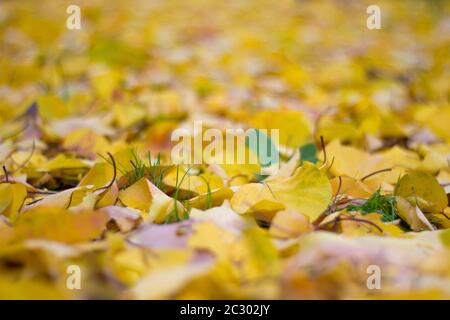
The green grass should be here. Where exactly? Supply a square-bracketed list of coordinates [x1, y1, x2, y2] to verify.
[347, 190, 399, 222]
[129, 148, 146, 184]
[164, 165, 192, 223]
[198, 174, 213, 210]
[147, 151, 165, 188]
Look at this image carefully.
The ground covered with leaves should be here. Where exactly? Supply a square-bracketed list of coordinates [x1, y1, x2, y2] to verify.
[0, 0, 450, 299]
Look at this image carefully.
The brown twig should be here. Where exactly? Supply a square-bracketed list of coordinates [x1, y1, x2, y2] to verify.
[94, 152, 117, 192]
[318, 136, 327, 169]
[313, 176, 342, 226]
[360, 168, 392, 181]
[332, 176, 343, 210]
[316, 216, 383, 233]
[2, 166, 9, 183]
[12, 140, 36, 174]
[325, 156, 335, 174]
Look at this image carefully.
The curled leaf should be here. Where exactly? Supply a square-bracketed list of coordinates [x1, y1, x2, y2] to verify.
[394, 172, 447, 212]
[396, 196, 435, 231]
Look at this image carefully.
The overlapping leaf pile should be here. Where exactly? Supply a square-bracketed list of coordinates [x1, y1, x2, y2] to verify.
[0, 0, 450, 299]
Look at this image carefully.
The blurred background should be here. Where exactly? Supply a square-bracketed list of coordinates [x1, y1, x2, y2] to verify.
[1, 0, 448, 129]
[0, 0, 449, 300]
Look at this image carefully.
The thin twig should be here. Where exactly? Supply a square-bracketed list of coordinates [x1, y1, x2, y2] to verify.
[332, 176, 343, 211]
[262, 181, 276, 198]
[2, 166, 9, 183]
[360, 168, 392, 181]
[12, 140, 36, 174]
[325, 156, 335, 174]
[317, 216, 383, 233]
[318, 136, 327, 169]
[94, 152, 117, 192]
[313, 176, 342, 226]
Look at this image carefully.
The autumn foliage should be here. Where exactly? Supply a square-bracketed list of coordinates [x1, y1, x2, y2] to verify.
[0, 0, 449, 299]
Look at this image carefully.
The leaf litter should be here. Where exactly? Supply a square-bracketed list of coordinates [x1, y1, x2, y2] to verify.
[0, 0, 449, 299]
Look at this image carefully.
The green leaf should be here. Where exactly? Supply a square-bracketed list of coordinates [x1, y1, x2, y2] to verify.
[300, 143, 318, 164]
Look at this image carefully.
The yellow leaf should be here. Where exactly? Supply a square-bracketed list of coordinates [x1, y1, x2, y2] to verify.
[118, 178, 152, 212]
[37, 95, 71, 120]
[113, 103, 146, 128]
[91, 69, 122, 99]
[24, 186, 91, 210]
[0, 183, 27, 218]
[0, 273, 68, 299]
[95, 182, 119, 208]
[188, 222, 237, 259]
[394, 172, 447, 212]
[163, 168, 223, 197]
[230, 183, 284, 217]
[235, 227, 280, 281]
[43, 154, 89, 171]
[100, 206, 141, 232]
[63, 128, 110, 159]
[189, 202, 245, 230]
[119, 177, 185, 223]
[251, 109, 312, 148]
[78, 162, 118, 208]
[110, 248, 151, 285]
[269, 210, 311, 239]
[188, 187, 234, 210]
[396, 197, 435, 231]
[317, 118, 361, 143]
[9, 206, 108, 244]
[79, 162, 114, 188]
[415, 106, 450, 143]
[330, 176, 375, 199]
[127, 260, 212, 299]
[337, 212, 403, 236]
[267, 162, 332, 221]
[321, 140, 373, 179]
